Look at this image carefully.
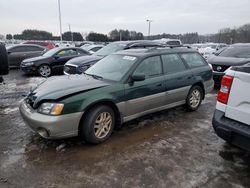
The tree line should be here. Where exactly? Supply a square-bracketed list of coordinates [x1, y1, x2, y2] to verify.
[6, 29, 83, 41]
[6, 29, 144, 42]
[5, 23, 250, 43]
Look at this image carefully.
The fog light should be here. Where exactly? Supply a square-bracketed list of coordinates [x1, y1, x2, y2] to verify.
[37, 128, 49, 138]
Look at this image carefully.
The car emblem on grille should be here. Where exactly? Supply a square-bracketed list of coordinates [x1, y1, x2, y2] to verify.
[217, 66, 222, 71]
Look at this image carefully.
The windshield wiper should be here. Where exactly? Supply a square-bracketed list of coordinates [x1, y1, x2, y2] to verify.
[84, 73, 103, 80]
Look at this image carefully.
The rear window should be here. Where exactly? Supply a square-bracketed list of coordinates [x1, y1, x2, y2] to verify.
[166, 41, 181, 46]
[181, 53, 206, 68]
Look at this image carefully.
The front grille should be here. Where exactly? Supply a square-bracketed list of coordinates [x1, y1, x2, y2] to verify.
[64, 65, 77, 74]
[212, 64, 230, 72]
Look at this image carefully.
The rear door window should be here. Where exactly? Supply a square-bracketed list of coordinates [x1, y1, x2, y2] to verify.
[25, 46, 43, 52]
[181, 53, 206, 68]
[134, 56, 162, 78]
[162, 54, 187, 74]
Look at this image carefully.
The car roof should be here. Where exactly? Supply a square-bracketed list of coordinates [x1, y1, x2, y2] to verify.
[10, 44, 45, 48]
[231, 43, 250, 47]
[114, 47, 197, 57]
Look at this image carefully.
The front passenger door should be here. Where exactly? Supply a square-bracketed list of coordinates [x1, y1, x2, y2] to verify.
[124, 56, 166, 118]
[52, 49, 79, 72]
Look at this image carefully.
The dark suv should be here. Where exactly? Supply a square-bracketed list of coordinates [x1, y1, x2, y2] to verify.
[63, 40, 163, 75]
[207, 43, 250, 85]
[20, 47, 214, 144]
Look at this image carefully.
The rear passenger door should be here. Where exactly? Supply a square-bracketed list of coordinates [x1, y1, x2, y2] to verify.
[124, 56, 166, 118]
[162, 53, 193, 104]
[25, 46, 45, 58]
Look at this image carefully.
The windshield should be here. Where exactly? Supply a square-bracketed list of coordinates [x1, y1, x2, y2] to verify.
[219, 46, 250, 58]
[94, 43, 126, 57]
[85, 54, 137, 81]
[42, 48, 60, 57]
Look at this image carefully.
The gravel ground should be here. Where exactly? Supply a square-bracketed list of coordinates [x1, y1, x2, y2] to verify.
[0, 70, 249, 188]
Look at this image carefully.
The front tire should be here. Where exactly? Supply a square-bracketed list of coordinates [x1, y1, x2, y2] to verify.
[185, 85, 203, 111]
[79, 105, 115, 144]
[38, 64, 52, 77]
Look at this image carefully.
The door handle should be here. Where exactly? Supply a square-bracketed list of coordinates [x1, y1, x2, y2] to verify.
[156, 83, 163, 87]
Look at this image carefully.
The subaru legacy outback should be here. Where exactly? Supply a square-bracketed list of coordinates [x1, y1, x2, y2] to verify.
[20, 47, 214, 144]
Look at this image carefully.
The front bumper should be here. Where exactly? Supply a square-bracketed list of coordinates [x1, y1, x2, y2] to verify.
[212, 109, 250, 151]
[20, 65, 37, 74]
[212, 71, 225, 86]
[19, 101, 83, 139]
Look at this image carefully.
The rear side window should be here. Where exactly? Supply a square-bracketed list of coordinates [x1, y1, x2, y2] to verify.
[181, 53, 206, 68]
[134, 56, 162, 78]
[162, 54, 187, 74]
[26, 46, 43, 52]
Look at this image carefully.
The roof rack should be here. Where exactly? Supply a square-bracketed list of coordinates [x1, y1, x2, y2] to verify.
[167, 44, 192, 49]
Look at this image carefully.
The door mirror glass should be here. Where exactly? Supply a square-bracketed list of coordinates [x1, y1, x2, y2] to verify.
[131, 73, 145, 82]
[54, 55, 60, 59]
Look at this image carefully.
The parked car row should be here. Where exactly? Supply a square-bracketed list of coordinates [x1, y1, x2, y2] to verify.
[64, 40, 164, 75]
[191, 43, 228, 59]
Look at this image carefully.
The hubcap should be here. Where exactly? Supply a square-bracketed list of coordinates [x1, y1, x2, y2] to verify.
[189, 89, 201, 108]
[94, 112, 112, 139]
[39, 65, 51, 77]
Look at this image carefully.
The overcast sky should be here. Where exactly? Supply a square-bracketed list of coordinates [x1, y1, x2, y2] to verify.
[0, 0, 250, 36]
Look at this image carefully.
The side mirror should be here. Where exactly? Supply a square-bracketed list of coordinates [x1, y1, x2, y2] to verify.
[54, 55, 60, 59]
[7, 51, 11, 55]
[130, 73, 145, 82]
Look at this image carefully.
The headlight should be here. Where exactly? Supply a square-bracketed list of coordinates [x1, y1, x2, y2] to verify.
[37, 102, 64, 116]
[24, 62, 34, 66]
[78, 65, 89, 73]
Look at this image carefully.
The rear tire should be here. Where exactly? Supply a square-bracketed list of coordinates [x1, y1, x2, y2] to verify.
[79, 105, 115, 144]
[185, 85, 203, 111]
[38, 64, 51, 77]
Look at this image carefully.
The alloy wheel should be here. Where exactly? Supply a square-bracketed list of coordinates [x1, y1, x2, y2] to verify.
[39, 65, 51, 77]
[189, 89, 201, 108]
[94, 112, 113, 139]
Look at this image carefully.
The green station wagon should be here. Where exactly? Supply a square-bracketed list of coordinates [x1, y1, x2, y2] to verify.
[20, 47, 214, 144]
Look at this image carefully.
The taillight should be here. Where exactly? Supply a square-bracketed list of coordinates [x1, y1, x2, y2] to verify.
[217, 75, 234, 104]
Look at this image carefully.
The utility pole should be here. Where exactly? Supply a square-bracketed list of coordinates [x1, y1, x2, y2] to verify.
[120, 31, 122, 41]
[68, 24, 73, 42]
[146, 19, 152, 40]
[58, 0, 62, 41]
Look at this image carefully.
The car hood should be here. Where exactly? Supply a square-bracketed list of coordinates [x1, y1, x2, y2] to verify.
[23, 56, 49, 63]
[27, 75, 110, 108]
[65, 55, 103, 66]
[207, 55, 250, 66]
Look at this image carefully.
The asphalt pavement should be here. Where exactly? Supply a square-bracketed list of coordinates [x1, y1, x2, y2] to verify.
[0, 70, 249, 188]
